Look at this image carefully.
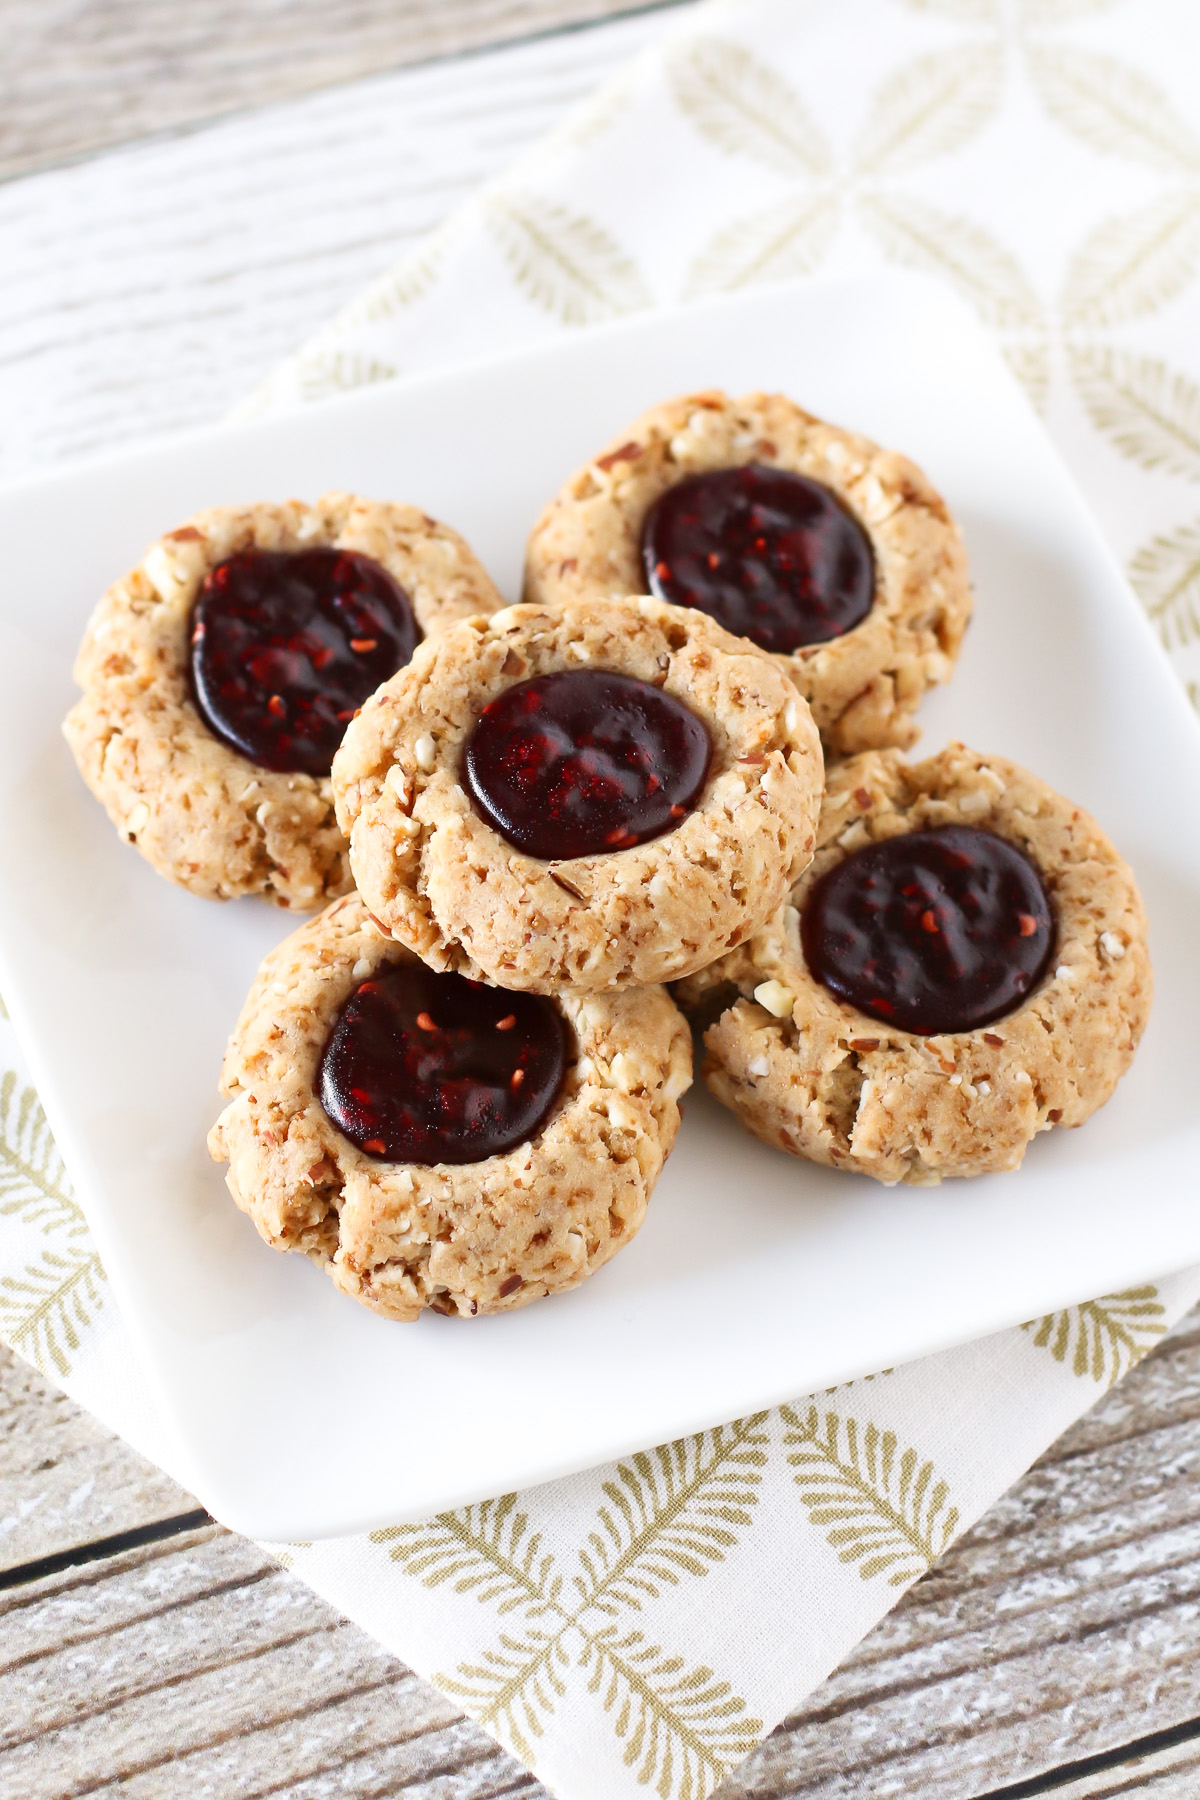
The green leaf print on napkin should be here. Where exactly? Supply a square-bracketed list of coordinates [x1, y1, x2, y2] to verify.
[0, 1072, 106, 1378]
[1062, 194, 1200, 329]
[668, 39, 832, 177]
[572, 1423, 767, 1616]
[684, 192, 840, 297]
[483, 192, 650, 325]
[1023, 1286, 1166, 1385]
[1071, 349, 1200, 480]
[0, 1071, 82, 1238]
[1026, 45, 1200, 170]
[0, 1247, 105, 1379]
[782, 1403, 959, 1587]
[579, 1626, 759, 1800]
[852, 46, 1004, 177]
[373, 1494, 560, 1618]
[857, 192, 1043, 329]
[372, 1417, 769, 1791]
[1131, 521, 1200, 650]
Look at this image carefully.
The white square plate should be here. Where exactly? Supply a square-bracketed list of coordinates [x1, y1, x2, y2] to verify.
[2, 273, 1199, 1541]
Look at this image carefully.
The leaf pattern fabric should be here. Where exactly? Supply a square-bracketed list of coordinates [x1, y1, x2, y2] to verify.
[7, 2, 1200, 1796]
[669, 39, 834, 177]
[483, 192, 652, 324]
[1023, 1286, 1167, 1384]
[0, 1071, 104, 1377]
[368, 1424, 772, 1786]
[782, 1404, 960, 1585]
[1025, 43, 1200, 167]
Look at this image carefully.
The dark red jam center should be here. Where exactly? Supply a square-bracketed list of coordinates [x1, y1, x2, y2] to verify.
[641, 464, 875, 653]
[189, 547, 418, 776]
[462, 668, 711, 861]
[801, 825, 1056, 1036]
[318, 962, 567, 1165]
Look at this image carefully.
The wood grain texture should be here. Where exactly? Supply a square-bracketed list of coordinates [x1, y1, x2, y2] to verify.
[0, 1344, 194, 1576]
[3, 1310, 1200, 1796]
[725, 1308, 1200, 1798]
[0, 0, 676, 179]
[0, 1526, 535, 1799]
[0, 5, 674, 476]
[1041, 1738, 1200, 1799]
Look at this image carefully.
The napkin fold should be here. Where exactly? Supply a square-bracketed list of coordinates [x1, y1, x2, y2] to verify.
[7, 0, 1200, 1795]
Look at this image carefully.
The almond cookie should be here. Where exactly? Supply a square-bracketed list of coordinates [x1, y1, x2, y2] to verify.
[64, 494, 502, 908]
[332, 593, 824, 992]
[524, 391, 971, 755]
[678, 744, 1151, 1185]
[209, 895, 692, 1320]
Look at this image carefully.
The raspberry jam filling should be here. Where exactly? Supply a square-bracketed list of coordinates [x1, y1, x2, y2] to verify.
[641, 464, 875, 653]
[318, 962, 567, 1165]
[462, 668, 711, 861]
[189, 547, 418, 776]
[801, 825, 1055, 1036]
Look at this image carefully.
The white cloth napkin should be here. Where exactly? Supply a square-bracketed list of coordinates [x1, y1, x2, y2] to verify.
[7, 0, 1200, 1794]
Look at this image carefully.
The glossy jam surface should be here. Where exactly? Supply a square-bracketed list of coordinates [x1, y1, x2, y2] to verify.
[189, 547, 418, 775]
[318, 962, 567, 1165]
[801, 825, 1055, 1035]
[641, 464, 876, 653]
[462, 668, 711, 860]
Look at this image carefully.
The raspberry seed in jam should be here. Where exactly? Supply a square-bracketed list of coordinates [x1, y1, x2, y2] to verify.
[318, 962, 567, 1164]
[462, 668, 711, 861]
[189, 547, 418, 776]
[641, 464, 875, 653]
[801, 825, 1055, 1035]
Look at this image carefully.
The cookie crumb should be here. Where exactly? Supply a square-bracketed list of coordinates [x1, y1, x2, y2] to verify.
[753, 979, 794, 1019]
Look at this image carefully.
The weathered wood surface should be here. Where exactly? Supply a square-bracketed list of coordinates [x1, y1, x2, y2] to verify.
[732, 1306, 1200, 1797]
[4, 4, 1200, 1794]
[0, 1525, 535, 1799]
[0, 3, 670, 477]
[0, 1346, 192, 1573]
[4, 1311, 1200, 1798]
[0, 0, 672, 179]
[1042, 1740, 1200, 1800]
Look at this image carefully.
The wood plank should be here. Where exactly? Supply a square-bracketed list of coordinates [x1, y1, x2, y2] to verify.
[0, 1343, 195, 1575]
[730, 1307, 1200, 1798]
[3, 1311, 1200, 1795]
[0, 5, 673, 477]
[0, 1, 676, 180]
[1022, 1734, 1200, 1799]
[0, 1526, 538, 1800]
